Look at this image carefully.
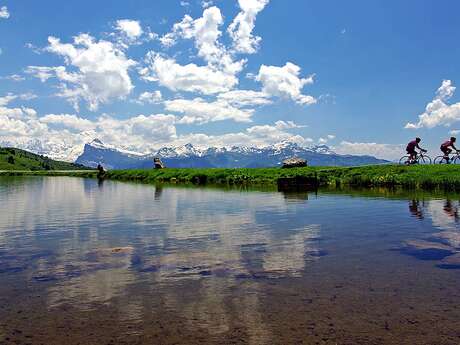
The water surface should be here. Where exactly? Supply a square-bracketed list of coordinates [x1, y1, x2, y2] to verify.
[1, 177, 460, 344]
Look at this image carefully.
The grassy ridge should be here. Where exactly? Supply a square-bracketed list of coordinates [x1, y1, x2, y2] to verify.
[2, 164, 460, 190]
[0, 147, 90, 171]
[103, 164, 460, 190]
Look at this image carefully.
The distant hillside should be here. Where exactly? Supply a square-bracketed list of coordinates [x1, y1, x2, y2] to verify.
[0, 147, 90, 171]
[76, 139, 389, 169]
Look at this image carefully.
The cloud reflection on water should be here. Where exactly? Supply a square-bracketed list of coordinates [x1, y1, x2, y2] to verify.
[401, 198, 460, 267]
[0, 177, 323, 341]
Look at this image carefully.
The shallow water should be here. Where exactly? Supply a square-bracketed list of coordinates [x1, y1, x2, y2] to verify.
[1, 177, 460, 344]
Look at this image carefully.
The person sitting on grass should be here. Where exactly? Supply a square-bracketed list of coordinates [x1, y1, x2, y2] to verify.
[440, 137, 459, 163]
[406, 137, 426, 163]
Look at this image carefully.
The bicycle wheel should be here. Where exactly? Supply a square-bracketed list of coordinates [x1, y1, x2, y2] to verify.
[434, 155, 448, 164]
[399, 155, 411, 165]
[418, 155, 431, 164]
[453, 156, 460, 164]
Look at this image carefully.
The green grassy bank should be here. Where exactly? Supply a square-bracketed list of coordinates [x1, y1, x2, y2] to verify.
[0, 147, 89, 171]
[103, 164, 460, 190]
[2, 164, 460, 190]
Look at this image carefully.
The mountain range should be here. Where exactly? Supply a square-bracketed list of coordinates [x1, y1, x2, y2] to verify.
[75, 139, 389, 169]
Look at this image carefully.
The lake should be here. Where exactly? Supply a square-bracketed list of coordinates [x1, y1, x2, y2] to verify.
[1, 176, 460, 345]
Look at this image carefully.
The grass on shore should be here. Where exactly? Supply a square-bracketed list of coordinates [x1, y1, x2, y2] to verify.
[2, 164, 460, 190]
[104, 164, 460, 190]
[0, 170, 97, 178]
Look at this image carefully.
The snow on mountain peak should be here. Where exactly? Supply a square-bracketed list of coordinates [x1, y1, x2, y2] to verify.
[88, 138, 106, 149]
[80, 139, 336, 159]
[86, 139, 144, 156]
[91, 138, 104, 145]
[308, 144, 335, 154]
[155, 143, 208, 158]
[75, 139, 387, 168]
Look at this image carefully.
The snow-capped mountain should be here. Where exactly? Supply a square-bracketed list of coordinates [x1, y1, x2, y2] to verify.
[0, 138, 82, 162]
[75, 139, 388, 169]
[156, 143, 206, 158]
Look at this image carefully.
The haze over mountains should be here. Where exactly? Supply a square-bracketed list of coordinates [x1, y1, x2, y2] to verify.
[75, 139, 388, 169]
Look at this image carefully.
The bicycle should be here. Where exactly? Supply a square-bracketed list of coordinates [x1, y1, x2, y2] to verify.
[399, 150, 431, 165]
[433, 151, 460, 164]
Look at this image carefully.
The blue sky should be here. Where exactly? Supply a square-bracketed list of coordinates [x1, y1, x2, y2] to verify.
[1, 0, 460, 160]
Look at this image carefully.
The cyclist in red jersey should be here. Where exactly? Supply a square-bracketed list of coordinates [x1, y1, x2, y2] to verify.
[440, 137, 458, 163]
[406, 137, 426, 163]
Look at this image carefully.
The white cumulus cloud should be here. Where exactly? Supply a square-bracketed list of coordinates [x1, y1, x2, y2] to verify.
[159, 6, 245, 76]
[114, 19, 146, 47]
[255, 62, 316, 105]
[171, 121, 312, 149]
[39, 114, 96, 132]
[274, 120, 306, 130]
[216, 89, 271, 107]
[405, 80, 460, 129]
[318, 134, 335, 144]
[0, 93, 37, 106]
[335, 141, 403, 160]
[28, 34, 136, 111]
[228, 0, 269, 54]
[0, 6, 9, 19]
[136, 90, 162, 104]
[142, 53, 238, 94]
[0, 94, 18, 106]
[165, 97, 253, 124]
[201, 1, 213, 8]
[25, 66, 64, 82]
[160, 7, 222, 62]
[0, 99, 178, 160]
[0, 96, 316, 160]
[1, 102, 313, 159]
[115, 19, 143, 39]
[100, 114, 177, 145]
[1, 74, 26, 82]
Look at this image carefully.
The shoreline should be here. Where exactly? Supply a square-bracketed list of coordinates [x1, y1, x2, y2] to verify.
[2, 165, 460, 190]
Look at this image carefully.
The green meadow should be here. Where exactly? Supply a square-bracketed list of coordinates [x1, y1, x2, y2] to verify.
[0, 147, 89, 171]
[3, 163, 460, 190]
[98, 165, 460, 190]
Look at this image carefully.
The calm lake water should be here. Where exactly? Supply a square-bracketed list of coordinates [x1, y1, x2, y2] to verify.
[1, 177, 460, 345]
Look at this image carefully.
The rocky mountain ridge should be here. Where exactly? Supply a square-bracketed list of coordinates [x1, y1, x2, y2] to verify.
[75, 139, 389, 169]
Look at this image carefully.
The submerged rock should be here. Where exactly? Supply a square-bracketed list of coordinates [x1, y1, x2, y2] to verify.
[110, 247, 133, 254]
[85, 247, 134, 260]
[400, 240, 455, 260]
[282, 157, 307, 168]
[438, 253, 460, 269]
[431, 232, 460, 249]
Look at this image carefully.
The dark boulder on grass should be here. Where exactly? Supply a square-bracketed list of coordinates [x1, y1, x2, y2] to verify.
[154, 157, 165, 169]
[282, 157, 307, 168]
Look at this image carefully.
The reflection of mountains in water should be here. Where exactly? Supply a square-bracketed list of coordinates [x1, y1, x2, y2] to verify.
[0, 178, 325, 313]
[400, 199, 460, 269]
